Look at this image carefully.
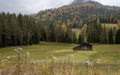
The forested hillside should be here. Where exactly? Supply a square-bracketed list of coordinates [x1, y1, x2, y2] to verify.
[35, 0, 120, 44]
[36, 1, 120, 28]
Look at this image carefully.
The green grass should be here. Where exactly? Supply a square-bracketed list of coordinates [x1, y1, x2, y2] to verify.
[0, 43, 120, 65]
[91, 44, 120, 64]
[0, 43, 120, 74]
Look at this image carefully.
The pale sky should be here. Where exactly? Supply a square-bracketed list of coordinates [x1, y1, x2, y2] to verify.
[0, 0, 120, 14]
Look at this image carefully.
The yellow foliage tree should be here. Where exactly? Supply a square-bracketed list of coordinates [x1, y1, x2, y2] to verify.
[117, 20, 120, 28]
[81, 24, 87, 43]
[61, 23, 67, 33]
[44, 26, 49, 41]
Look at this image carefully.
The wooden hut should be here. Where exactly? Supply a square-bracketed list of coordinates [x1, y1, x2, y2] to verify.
[73, 43, 92, 51]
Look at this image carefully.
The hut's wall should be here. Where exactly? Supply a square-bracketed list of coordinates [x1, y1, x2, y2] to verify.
[73, 44, 92, 50]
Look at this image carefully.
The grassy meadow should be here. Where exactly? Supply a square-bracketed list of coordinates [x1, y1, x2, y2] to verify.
[0, 43, 120, 75]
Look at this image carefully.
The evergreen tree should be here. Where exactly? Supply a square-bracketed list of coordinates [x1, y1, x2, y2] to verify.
[78, 34, 83, 44]
[72, 33, 77, 43]
[0, 12, 41, 48]
[115, 29, 120, 44]
[108, 29, 114, 44]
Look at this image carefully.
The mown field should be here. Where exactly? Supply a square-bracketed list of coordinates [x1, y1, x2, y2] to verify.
[0, 42, 120, 63]
[0, 43, 120, 75]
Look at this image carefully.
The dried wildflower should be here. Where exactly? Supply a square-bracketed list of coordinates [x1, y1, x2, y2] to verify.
[68, 54, 74, 59]
[26, 51, 30, 58]
[12, 56, 16, 58]
[84, 57, 93, 66]
[14, 47, 23, 53]
[7, 56, 11, 59]
[30, 59, 37, 64]
[96, 59, 100, 64]
[14, 49, 17, 51]
[18, 48, 23, 52]
[59, 58, 65, 64]
[2, 59, 8, 62]
[51, 55, 57, 60]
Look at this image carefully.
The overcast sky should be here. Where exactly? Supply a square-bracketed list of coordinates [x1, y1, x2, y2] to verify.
[0, 0, 120, 14]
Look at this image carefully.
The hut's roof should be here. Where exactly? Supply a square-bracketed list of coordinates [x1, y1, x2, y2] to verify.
[80, 43, 92, 46]
[73, 43, 93, 50]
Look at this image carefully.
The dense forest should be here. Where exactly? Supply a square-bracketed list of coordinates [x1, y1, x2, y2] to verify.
[0, 13, 41, 48]
[0, 12, 120, 48]
[0, 1, 120, 48]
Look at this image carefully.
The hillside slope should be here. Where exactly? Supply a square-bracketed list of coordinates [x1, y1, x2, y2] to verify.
[36, 0, 120, 28]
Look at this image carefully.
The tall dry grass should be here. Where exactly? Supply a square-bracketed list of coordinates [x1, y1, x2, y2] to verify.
[0, 48, 119, 75]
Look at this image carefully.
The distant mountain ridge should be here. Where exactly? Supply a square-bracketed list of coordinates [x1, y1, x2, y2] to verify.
[71, 0, 102, 5]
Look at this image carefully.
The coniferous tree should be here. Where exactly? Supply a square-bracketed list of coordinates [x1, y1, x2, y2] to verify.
[0, 12, 42, 48]
[115, 29, 120, 44]
[78, 34, 83, 44]
[108, 29, 114, 44]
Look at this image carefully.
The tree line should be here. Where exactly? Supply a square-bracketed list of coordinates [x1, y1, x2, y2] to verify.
[0, 12, 41, 48]
[0, 12, 120, 48]
[40, 18, 120, 44]
[81, 19, 120, 44]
